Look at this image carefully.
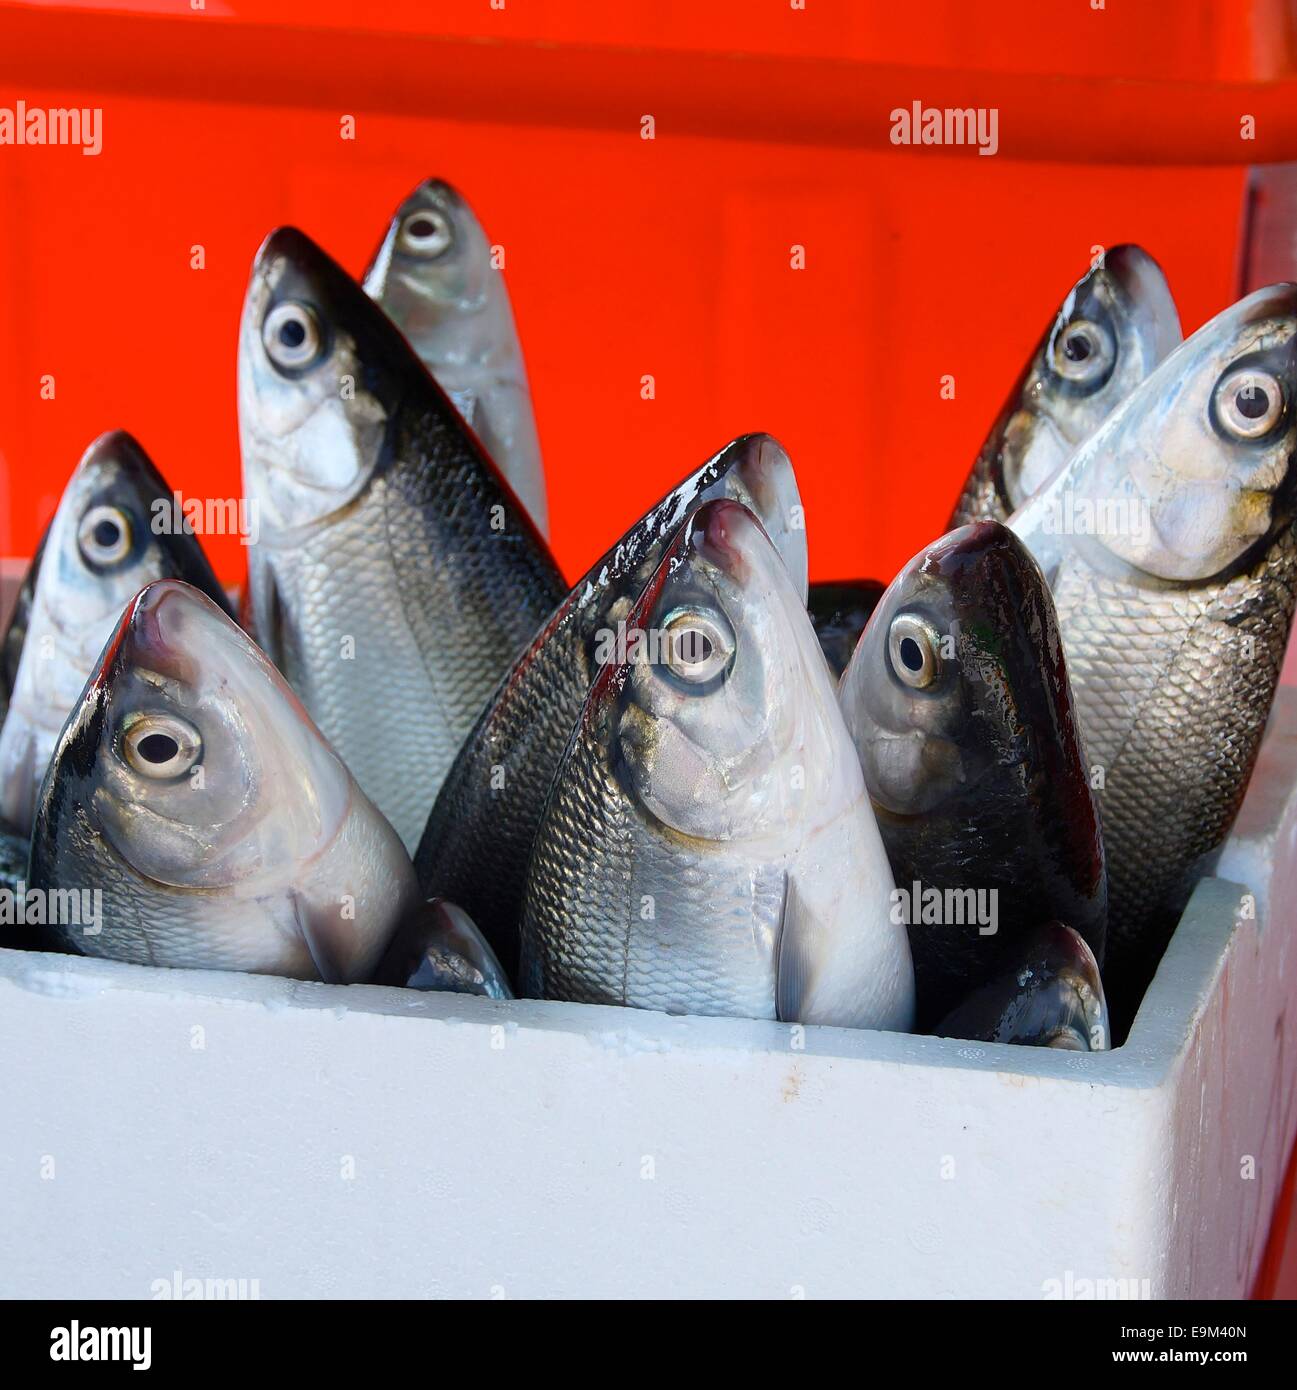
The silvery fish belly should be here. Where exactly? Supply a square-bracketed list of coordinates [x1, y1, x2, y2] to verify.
[363, 178, 550, 537]
[0, 431, 233, 837]
[1010, 282, 1297, 1028]
[238, 226, 567, 853]
[29, 581, 418, 980]
[838, 520, 1106, 1030]
[520, 499, 913, 1031]
[935, 922, 1109, 1051]
[415, 433, 807, 982]
[950, 245, 1180, 527]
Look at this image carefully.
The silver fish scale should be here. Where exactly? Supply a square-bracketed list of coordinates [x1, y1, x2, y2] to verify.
[416, 605, 592, 958]
[948, 456, 1007, 528]
[520, 712, 783, 1018]
[261, 419, 562, 854]
[1054, 526, 1297, 987]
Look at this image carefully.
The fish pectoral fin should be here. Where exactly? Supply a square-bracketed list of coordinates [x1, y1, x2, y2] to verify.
[283, 889, 350, 985]
[774, 872, 813, 1024]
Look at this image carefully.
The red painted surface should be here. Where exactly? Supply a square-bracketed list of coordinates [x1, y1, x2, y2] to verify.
[1, 0, 1296, 1294]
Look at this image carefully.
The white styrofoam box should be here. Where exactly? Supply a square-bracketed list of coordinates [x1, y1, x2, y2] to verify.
[1, 687, 1295, 1300]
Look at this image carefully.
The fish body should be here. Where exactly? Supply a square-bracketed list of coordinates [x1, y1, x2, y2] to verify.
[375, 898, 513, 998]
[0, 433, 232, 836]
[0, 521, 50, 730]
[1010, 283, 1297, 1028]
[808, 579, 885, 678]
[415, 434, 807, 980]
[936, 922, 1108, 1050]
[30, 581, 417, 979]
[519, 499, 913, 1030]
[839, 520, 1105, 1028]
[0, 818, 26, 899]
[238, 226, 566, 853]
[950, 245, 1180, 526]
[363, 179, 549, 535]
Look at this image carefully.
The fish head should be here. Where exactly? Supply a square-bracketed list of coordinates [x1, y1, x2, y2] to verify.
[39, 580, 353, 894]
[37, 430, 219, 632]
[1013, 282, 1297, 582]
[362, 178, 495, 331]
[699, 433, 809, 601]
[938, 921, 1108, 1050]
[238, 226, 411, 536]
[999, 245, 1180, 509]
[840, 520, 1057, 816]
[609, 498, 846, 843]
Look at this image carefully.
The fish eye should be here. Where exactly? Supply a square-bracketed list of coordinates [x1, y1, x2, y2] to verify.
[1213, 367, 1284, 439]
[1050, 318, 1115, 387]
[262, 300, 324, 372]
[77, 505, 132, 567]
[122, 714, 203, 780]
[888, 613, 943, 689]
[662, 607, 733, 684]
[397, 208, 454, 259]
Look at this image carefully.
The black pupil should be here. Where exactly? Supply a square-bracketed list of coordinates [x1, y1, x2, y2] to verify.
[1064, 332, 1092, 362]
[279, 318, 307, 349]
[137, 733, 178, 765]
[899, 637, 925, 672]
[678, 629, 712, 664]
[1237, 386, 1269, 420]
[409, 217, 437, 239]
[93, 519, 120, 548]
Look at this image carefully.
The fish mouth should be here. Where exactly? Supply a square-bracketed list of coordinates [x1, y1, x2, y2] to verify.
[1102, 244, 1182, 362]
[864, 727, 967, 817]
[724, 434, 808, 601]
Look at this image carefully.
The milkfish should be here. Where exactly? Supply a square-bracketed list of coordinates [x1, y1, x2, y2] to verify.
[30, 581, 418, 979]
[238, 226, 567, 853]
[838, 520, 1106, 1028]
[519, 499, 914, 1030]
[363, 178, 549, 536]
[950, 245, 1180, 526]
[1010, 282, 1297, 1030]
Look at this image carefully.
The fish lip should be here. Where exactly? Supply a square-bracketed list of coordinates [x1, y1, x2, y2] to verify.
[725, 433, 808, 599]
[1101, 243, 1182, 361]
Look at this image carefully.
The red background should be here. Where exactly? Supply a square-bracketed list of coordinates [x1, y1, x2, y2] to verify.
[1, 0, 1296, 1295]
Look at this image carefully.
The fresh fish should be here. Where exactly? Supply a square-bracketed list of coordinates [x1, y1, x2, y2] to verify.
[363, 179, 549, 536]
[1010, 283, 1297, 1029]
[0, 521, 49, 729]
[374, 898, 513, 999]
[0, 818, 26, 900]
[838, 520, 1106, 1028]
[950, 245, 1180, 526]
[935, 922, 1109, 1050]
[0, 432, 233, 836]
[30, 581, 418, 979]
[519, 499, 914, 1030]
[238, 226, 567, 853]
[808, 579, 885, 678]
[416, 433, 807, 981]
